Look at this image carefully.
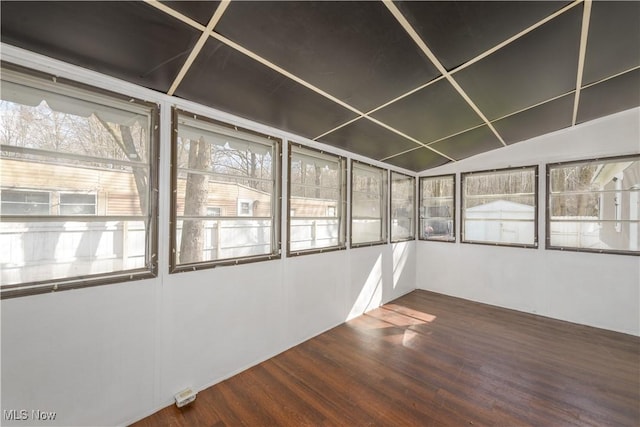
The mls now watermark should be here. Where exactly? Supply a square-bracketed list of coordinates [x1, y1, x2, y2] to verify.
[4, 409, 57, 421]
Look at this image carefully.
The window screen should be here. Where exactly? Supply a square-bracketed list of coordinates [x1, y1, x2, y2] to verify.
[462, 166, 537, 247]
[391, 171, 415, 242]
[420, 175, 455, 242]
[0, 65, 159, 298]
[171, 109, 281, 271]
[288, 144, 346, 255]
[351, 161, 387, 247]
[547, 155, 640, 255]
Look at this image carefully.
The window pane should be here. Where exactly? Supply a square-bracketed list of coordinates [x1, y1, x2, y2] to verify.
[462, 167, 537, 246]
[289, 145, 345, 253]
[391, 172, 415, 241]
[1, 190, 50, 215]
[2, 191, 50, 204]
[420, 175, 455, 242]
[60, 193, 95, 204]
[60, 204, 96, 215]
[60, 193, 96, 215]
[351, 162, 387, 246]
[548, 156, 640, 253]
[1, 220, 147, 285]
[173, 111, 279, 268]
[0, 67, 157, 292]
[175, 219, 273, 264]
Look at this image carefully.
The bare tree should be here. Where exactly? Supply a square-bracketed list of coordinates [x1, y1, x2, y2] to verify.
[215, 148, 268, 190]
[95, 116, 148, 215]
[179, 137, 211, 264]
[550, 165, 598, 216]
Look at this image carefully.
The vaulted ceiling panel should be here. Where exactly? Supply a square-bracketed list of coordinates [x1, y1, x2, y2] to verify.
[582, 1, 640, 86]
[453, 5, 583, 121]
[577, 69, 640, 125]
[493, 94, 575, 145]
[175, 39, 359, 140]
[0, 1, 200, 93]
[318, 118, 422, 161]
[370, 77, 483, 144]
[395, 1, 569, 70]
[215, 1, 440, 112]
[430, 126, 503, 161]
[384, 147, 450, 171]
[0, 1, 637, 173]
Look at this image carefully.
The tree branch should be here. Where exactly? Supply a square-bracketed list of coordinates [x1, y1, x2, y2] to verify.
[95, 115, 127, 157]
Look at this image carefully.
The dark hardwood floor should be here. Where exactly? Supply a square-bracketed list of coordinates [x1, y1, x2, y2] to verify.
[132, 290, 640, 426]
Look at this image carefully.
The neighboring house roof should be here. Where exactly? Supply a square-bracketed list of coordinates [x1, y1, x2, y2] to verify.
[591, 161, 633, 187]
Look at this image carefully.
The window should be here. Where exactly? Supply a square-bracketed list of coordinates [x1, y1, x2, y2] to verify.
[60, 193, 96, 215]
[390, 171, 415, 242]
[351, 161, 387, 247]
[1, 190, 51, 215]
[0, 64, 159, 298]
[206, 207, 221, 217]
[171, 109, 281, 271]
[237, 199, 253, 216]
[419, 174, 455, 242]
[547, 155, 640, 255]
[462, 166, 537, 247]
[288, 144, 346, 255]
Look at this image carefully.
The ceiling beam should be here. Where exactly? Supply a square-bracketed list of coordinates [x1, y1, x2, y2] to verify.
[451, 0, 584, 76]
[582, 66, 640, 90]
[365, 116, 456, 161]
[382, 0, 507, 147]
[363, 75, 446, 117]
[168, 1, 231, 96]
[147, 0, 453, 164]
[572, 0, 592, 125]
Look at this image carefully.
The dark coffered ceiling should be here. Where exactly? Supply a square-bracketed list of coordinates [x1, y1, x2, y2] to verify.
[1, 1, 638, 172]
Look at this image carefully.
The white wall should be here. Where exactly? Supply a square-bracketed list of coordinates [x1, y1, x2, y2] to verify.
[0, 45, 416, 427]
[1, 242, 415, 427]
[417, 108, 640, 336]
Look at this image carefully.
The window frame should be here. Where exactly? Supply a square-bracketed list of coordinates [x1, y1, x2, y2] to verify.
[390, 170, 416, 243]
[287, 142, 347, 257]
[0, 62, 160, 299]
[461, 165, 539, 249]
[170, 107, 282, 273]
[418, 173, 456, 243]
[350, 159, 388, 248]
[546, 154, 640, 256]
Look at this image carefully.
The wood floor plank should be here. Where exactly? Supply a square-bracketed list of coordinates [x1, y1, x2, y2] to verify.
[131, 290, 640, 426]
